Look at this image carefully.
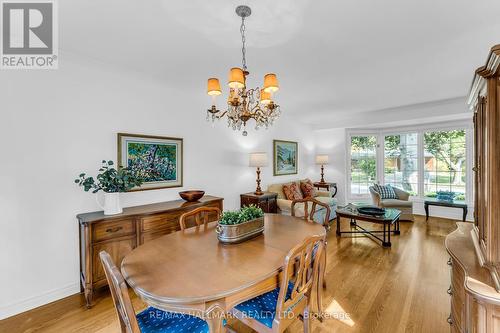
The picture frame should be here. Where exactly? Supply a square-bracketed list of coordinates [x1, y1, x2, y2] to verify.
[273, 140, 298, 176]
[117, 133, 183, 191]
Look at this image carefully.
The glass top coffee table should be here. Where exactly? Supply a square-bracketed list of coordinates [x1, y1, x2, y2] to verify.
[336, 204, 401, 247]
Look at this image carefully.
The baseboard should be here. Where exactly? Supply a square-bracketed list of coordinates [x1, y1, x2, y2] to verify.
[0, 282, 80, 320]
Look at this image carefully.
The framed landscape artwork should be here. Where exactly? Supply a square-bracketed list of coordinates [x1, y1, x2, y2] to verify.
[273, 140, 298, 176]
[118, 133, 183, 191]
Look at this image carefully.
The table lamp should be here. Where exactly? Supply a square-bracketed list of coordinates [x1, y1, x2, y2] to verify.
[249, 152, 268, 195]
[315, 154, 329, 184]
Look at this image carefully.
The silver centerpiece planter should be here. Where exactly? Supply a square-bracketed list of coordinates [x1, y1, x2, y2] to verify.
[216, 217, 264, 244]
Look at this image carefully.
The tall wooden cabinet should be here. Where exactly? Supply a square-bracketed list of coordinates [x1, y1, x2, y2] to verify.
[78, 195, 223, 307]
[445, 45, 500, 332]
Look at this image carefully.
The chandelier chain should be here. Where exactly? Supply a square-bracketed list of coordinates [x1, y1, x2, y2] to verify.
[240, 16, 247, 71]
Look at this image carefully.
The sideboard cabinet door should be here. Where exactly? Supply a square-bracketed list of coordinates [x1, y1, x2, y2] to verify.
[92, 237, 136, 285]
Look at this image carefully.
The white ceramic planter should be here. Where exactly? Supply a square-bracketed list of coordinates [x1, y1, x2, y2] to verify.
[96, 192, 123, 215]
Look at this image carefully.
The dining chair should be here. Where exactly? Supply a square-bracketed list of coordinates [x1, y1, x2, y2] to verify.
[230, 235, 325, 333]
[291, 198, 329, 319]
[291, 198, 331, 229]
[99, 251, 209, 333]
[179, 206, 221, 230]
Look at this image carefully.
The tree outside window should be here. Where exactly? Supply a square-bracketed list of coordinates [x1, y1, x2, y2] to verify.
[424, 130, 466, 200]
[350, 136, 377, 195]
[384, 133, 419, 195]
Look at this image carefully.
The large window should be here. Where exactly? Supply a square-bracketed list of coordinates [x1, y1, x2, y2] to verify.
[384, 133, 419, 196]
[349, 135, 377, 196]
[347, 126, 470, 201]
[424, 129, 466, 200]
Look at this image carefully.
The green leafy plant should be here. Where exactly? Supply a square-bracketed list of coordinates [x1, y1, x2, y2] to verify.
[219, 205, 264, 225]
[75, 160, 144, 193]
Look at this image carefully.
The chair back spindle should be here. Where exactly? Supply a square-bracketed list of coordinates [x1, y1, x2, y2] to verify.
[291, 198, 331, 228]
[99, 251, 141, 333]
[275, 235, 325, 326]
[179, 206, 221, 230]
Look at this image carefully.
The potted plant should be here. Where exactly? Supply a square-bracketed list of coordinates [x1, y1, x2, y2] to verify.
[216, 205, 265, 244]
[75, 160, 143, 215]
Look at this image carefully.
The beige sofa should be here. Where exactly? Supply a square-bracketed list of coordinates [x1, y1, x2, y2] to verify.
[267, 180, 337, 221]
[369, 186, 414, 221]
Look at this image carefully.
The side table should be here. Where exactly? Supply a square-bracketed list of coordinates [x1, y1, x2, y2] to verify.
[240, 192, 278, 214]
[313, 182, 338, 198]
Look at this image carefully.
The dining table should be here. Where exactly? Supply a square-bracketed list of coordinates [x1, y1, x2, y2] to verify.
[121, 213, 326, 333]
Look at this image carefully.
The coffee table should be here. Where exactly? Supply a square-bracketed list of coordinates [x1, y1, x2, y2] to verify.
[336, 204, 401, 247]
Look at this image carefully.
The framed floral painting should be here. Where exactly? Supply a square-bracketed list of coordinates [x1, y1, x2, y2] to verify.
[118, 133, 183, 191]
[273, 140, 298, 176]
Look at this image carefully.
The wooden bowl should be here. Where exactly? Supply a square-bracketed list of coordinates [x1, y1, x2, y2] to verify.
[179, 190, 205, 202]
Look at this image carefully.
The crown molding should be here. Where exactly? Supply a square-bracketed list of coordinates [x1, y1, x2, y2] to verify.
[467, 45, 500, 109]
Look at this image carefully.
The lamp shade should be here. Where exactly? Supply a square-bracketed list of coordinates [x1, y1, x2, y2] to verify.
[260, 89, 271, 105]
[228, 67, 245, 89]
[315, 154, 329, 165]
[249, 152, 268, 167]
[207, 78, 222, 96]
[263, 73, 279, 93]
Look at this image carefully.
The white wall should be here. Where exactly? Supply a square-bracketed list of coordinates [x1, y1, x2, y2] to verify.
[0, 58, 316, 319]
[314, 128, 347, 206]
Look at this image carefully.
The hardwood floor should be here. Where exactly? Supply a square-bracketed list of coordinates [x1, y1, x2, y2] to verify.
[0, 215, 457, 333]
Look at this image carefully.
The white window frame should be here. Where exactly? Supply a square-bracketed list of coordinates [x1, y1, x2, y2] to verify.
[346, 121, 473, 205]
[382, 130, 421, 197]
[346, 131, 381, 199]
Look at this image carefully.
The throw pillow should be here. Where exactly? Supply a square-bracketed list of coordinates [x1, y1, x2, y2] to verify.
[300, 179, 317, 198]
[283, 182, 303, 201]
[374, 184, 398, 199]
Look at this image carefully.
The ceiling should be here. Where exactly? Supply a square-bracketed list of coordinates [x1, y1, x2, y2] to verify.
[61, 0, 500, 127]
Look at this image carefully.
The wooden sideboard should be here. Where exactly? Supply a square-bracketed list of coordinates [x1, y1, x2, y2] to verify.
[77, 195, 223, 307]
[444, 44, 500, 332]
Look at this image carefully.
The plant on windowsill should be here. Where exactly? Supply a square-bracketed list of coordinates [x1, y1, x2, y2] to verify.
[75, 160, 144, 215]
[216, 205, 265, 244]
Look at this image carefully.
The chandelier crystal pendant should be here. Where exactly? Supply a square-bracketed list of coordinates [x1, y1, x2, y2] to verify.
[205, 5, 281, 136]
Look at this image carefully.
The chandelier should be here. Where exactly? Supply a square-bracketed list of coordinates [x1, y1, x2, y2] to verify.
[205, 5, 281, 136]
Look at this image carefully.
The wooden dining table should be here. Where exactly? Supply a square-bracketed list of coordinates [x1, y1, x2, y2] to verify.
[121, 214, 326, 333]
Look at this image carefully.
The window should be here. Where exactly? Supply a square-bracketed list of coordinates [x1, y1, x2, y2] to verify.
[349, 135, 377, 196]
[424, 129, 466, 200]
[347, 125, 470, 201]
[384, 133, 419, 196]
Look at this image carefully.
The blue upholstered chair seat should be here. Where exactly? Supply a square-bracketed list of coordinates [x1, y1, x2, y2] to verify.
[234, 282, 297, 328]
[136, 307, 209, 333]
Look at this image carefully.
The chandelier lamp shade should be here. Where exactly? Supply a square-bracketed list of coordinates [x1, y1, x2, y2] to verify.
[205, 5, 281, 136]
[315, 154, 329, 184]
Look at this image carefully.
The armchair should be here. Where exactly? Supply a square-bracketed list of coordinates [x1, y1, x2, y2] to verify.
[369, 186, 414, 221]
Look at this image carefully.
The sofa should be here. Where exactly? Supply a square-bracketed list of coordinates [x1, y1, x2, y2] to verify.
[369, 186, 414, 221]
[267, 179, 337, 223]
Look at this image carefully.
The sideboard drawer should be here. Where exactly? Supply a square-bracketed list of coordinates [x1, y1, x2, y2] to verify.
[140, 213, 180, 233]
[141, 229, 169, 244]
[93, 219, 135, 242]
